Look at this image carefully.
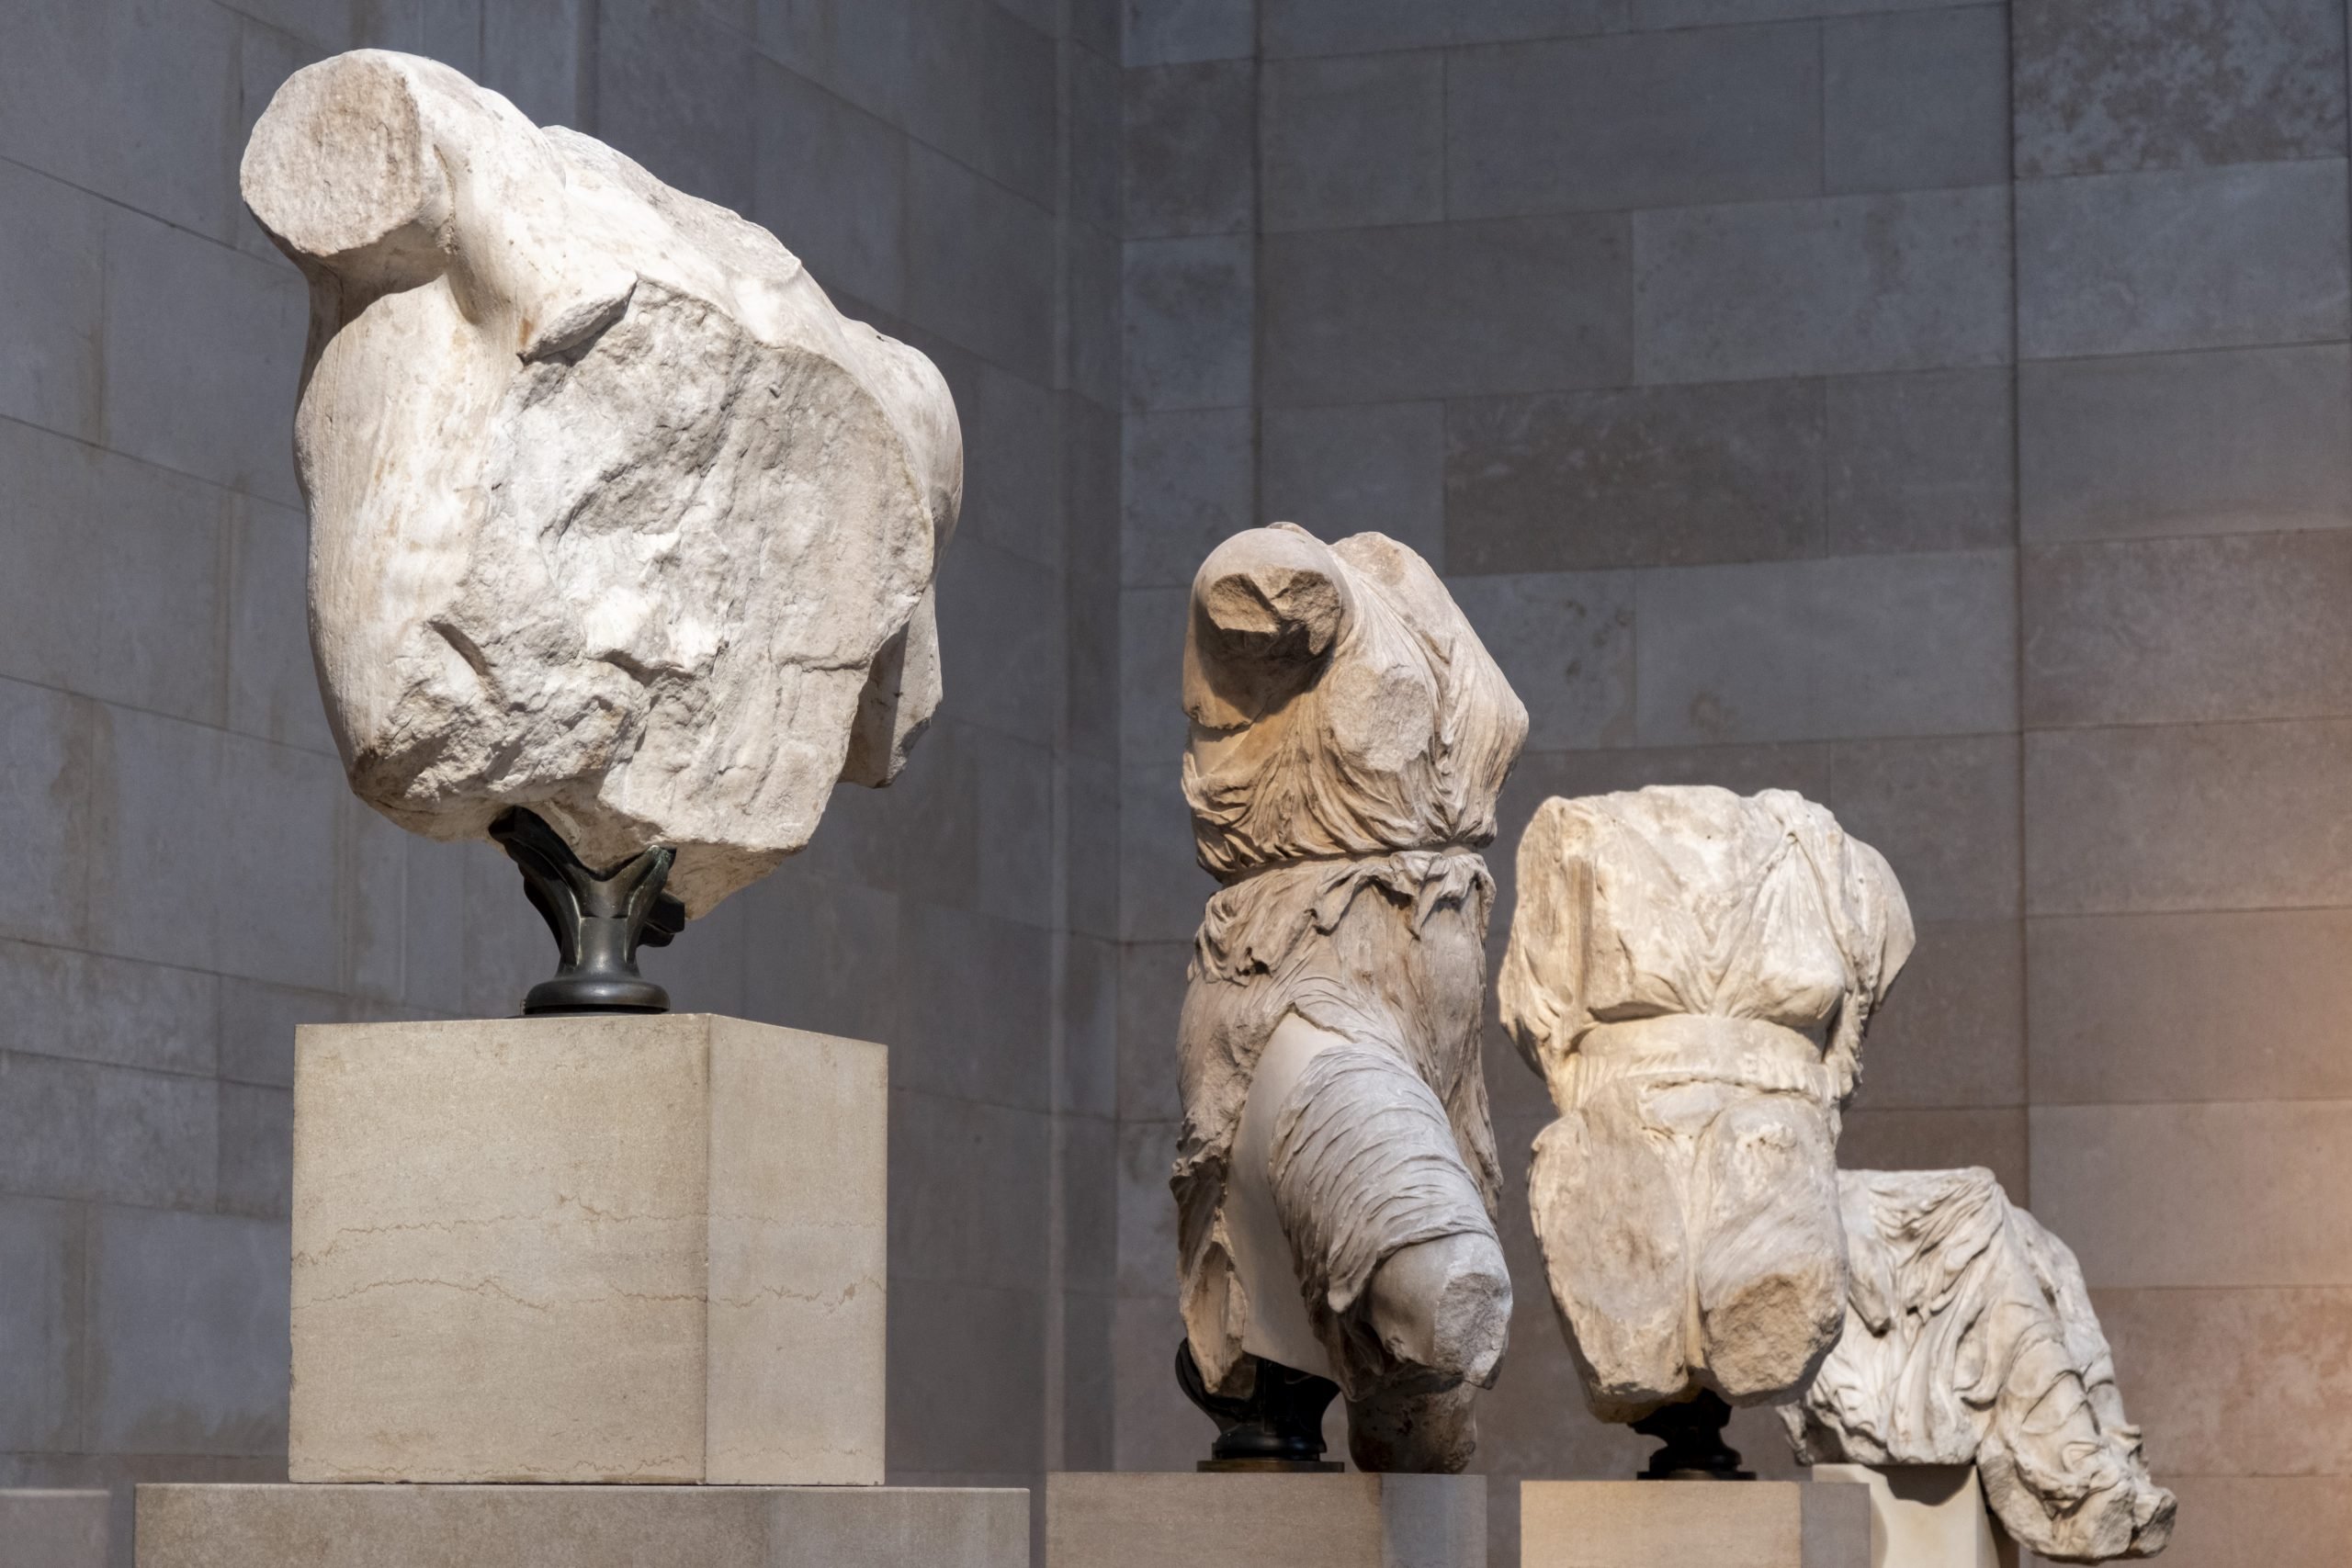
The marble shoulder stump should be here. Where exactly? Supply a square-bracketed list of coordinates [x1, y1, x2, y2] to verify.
[1045, 1473, 1484, 1568]
[288, 1014, 884, 1485]
[0, 1490, 108, 1568]
[137, 1485, 1027, 1568]
[1519, 1480, 1871, 1568]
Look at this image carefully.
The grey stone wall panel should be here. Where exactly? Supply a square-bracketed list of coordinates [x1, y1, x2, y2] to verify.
[2017, 160, 2352, 358]
[1121, 407, 1255, 588]
[1261, 402, 1446, 565]
[1262, 215, 1633, 403]
[1261, 51, 1442, 232]
[1634, 187, 2013, 384]
[1630, 550, 2017, 745]
[1124, 233, 1254, 409]
[1125, 60, 1257, 238]
[2030, 908, 2352, 1105]
[2014, 0, 2348, 179]
[2024, 718, 2352, 914]
[0, 162, 104, 440]
[753, 61, 910, 313]
[0, 422, 228, 728]
[1823, 367, 2017, 556]
[1444, 379, 1826, 573]
[2025, 531, 2352, 728]
[1824, 6, 2010, 195]
[2018, 343, 2352, 542]
[1447, 27, 1822, 220]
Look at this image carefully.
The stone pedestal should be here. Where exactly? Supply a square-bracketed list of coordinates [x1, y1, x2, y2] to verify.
[1812, 1466, 2015, 1568]
[0, 1490, 108, 1568]
[137, 1484, 1025, 1567]
[1046, 1473, 1484, 1568]
[289, 1014, 885, 1485]
[1521, 1480, 1871, 1568]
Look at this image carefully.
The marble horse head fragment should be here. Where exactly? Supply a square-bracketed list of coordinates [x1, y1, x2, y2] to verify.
[240, 51, 961, 959]
[1171, 523, 1529, 1473]
[1498, 785, 1914, 1471]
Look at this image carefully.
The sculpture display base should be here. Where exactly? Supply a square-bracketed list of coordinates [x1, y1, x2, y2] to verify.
[1521, 1480, 1870, 1568]
[1812, 1465, 2015, 1568]
[0, 1490, 108, 1568]
[1046, 1472, 1483, 1568]
[289, 1015, 885, 1485]
[136, 1484, 1025, 1568]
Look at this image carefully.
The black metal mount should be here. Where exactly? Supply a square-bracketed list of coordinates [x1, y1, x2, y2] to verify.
[1633, 1389, 1753, 1481]
[489, 807, 686, 1017]
[1175, 1341, 1343, 1472]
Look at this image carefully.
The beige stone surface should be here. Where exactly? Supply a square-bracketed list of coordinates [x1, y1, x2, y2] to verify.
[0, 1489, 107, 1568]
[288, 1014, 884, 1484]
[136, 1484, 1024, 1568]
[1814, 1465, 2014, 1568]
[241, 51, 962, 917]
[1519, 1479, 1870, 1568]
[1046, 1472, 1484, 1568]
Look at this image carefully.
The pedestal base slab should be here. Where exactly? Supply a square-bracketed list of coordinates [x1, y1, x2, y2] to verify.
[1521, 1480, 1871, 1568]
[1046, 1472, 1484, 1568]
[136, 1484, 1026, 1568]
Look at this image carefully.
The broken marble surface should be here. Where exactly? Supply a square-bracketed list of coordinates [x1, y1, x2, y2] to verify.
[1174, 524, 1528, 1472]
[1786, 1169, 2176, 1563]
[241, 51, 960, 917]
[1498, 785, 1914, 1423]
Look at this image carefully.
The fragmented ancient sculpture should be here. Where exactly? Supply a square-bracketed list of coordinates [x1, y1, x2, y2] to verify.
[1785, 1168, 2176, 1562]
[1173, 524, 1529, 1473]
[240, 51, 960, 949]
[1497, 786, 1914, 1471]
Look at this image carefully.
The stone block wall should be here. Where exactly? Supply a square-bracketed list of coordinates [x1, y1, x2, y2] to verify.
[1109, 3, 2352, 1564]
[0, 2, 1121, 1562]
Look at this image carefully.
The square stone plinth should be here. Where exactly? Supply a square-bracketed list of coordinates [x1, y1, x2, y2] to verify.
[136, 1484, 1025, 1568]
[1521, 1480, 1871, 1568]
[289, 1014, 884, 1485]
[1812, 1465, 2015, 1568]
[0, 1490, 108, 1568]
[1046, 1472, 1485, 1568]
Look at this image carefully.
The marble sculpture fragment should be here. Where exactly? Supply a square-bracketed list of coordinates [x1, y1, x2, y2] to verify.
[1174, 523, 1530, 1472]
[1785, 1168, 2176, 1562]
[241, 51, 961, 917]
[1498, 786, 1915, 1423]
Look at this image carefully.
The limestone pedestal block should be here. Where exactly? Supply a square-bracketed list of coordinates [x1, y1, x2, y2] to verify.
[289, 1014, 884, 1484]
[1521, 1480, 1871, 1568]
[135, 1484, 1025, 1568]
[1812, 1466, 2014, 1568]
[0, 1490, 108, 1568]
[1045, 1473, 1484, 1568]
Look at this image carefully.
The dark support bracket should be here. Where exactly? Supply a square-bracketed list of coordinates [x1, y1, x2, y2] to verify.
[1633, 1389, 1754, 1481]
[489, 807, 687, 1017]
[1175, 1341, 1343, 1473]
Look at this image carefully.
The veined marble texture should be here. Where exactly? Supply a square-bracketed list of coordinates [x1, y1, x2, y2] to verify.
[241, 51, 960, 916]
[1787, 1168, 2176, 1562]
[1174, 524, 1528, 1472]
[1498, 785, 1914, 1422]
